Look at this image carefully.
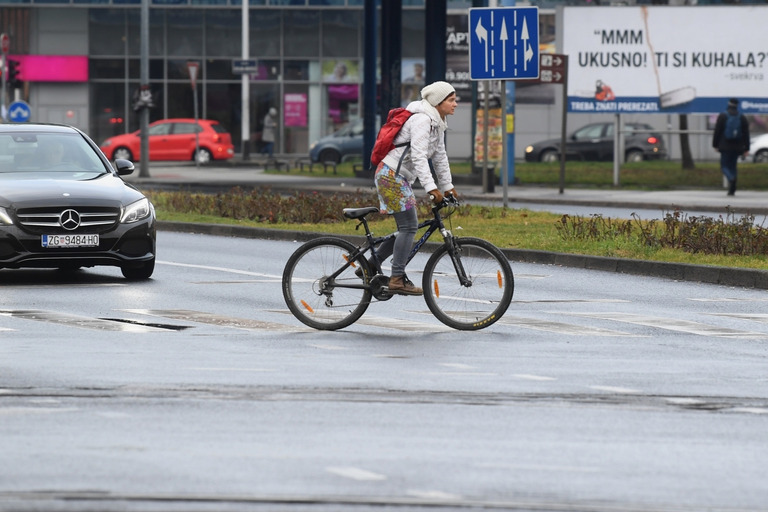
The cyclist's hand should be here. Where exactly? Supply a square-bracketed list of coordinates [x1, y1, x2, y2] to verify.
[429, 189, 444, 205]
[445, 188, 459, 201]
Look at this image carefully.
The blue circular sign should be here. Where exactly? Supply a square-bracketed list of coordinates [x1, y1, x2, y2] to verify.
[8, 100, 31, 123]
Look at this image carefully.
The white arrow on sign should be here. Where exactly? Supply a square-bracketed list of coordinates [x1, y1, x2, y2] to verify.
[475, 18, 489, 72]
[9, 104, 29, 121]
[499, 18, 508, 73]
[521, 16, 533, 72]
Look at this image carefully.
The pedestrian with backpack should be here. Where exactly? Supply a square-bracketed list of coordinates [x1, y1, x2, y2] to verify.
[713, 98, 750, 196]
[368, 80, 459, 296]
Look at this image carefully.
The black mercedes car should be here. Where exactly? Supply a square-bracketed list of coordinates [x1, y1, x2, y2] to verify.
[524, 122, 667, 163]
[0, 123, 156, 279]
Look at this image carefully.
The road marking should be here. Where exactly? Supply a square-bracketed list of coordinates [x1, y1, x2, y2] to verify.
[513, 374, 556, 381]
[187, 367, 277, 372]
[499, 315, 633, 336]
[439, 363, 476, 369]
[158, 260, 283, 279]
[731, 407, 768, 414]
[690, 297, 768, 302]
[271, 309, 454, 332]
[711, 313, 768, 325]
[566, 312, 768, 338]
[326, 466, 386, 481]
[407, 490, 462, 500]
[309, 344, 347, 351]
[123, 309, 311, 332]
[589, 385, 641, 394]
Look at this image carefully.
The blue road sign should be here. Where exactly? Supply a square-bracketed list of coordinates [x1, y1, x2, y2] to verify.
[469, 7, 539, 80]
[8, 100, 31, 123]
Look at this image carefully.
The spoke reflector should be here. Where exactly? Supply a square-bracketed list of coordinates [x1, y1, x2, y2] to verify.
[433, 279, 440, 298]
[300, 300, 314, 314]
[497, 270, 503, 288]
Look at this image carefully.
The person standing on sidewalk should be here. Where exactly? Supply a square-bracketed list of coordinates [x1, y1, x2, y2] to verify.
[712, 98, 750, 196]
[370, 80, 459, 296]
[261, 107, 278, 159]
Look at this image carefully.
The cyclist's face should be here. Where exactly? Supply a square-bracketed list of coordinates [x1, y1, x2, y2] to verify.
[436, 93, 458, 119]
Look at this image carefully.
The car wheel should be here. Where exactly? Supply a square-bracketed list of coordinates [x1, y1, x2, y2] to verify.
[754, 149, 768, 163]
[113, 147, 133, 161]
[121, 259, 155, 280]
[625, 149, 644, 163]
[318, 149, 341, 164]
[195, 148, 213, 165]
[540, 149, 559, 163]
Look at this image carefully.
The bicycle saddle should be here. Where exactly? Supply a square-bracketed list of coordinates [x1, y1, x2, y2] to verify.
[342, 206, 379, 219]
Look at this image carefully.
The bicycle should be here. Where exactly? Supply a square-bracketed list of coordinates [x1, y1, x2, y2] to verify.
[281, 197, 514, 331]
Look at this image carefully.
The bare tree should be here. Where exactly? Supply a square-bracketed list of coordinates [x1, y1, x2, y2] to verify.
[679, 114, 695, 170]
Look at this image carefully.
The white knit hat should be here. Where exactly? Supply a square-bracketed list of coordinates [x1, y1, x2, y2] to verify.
[421, 81, 455, 107]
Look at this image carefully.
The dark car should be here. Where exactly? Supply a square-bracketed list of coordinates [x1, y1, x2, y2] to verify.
[99, 118, 235, 165]
[524, 122, 667, 163]
[309, 119, 365, 164]
[0, 123, 156, 279]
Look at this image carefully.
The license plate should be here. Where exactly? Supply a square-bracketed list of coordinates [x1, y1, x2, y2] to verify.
[42, 234, 99, 248]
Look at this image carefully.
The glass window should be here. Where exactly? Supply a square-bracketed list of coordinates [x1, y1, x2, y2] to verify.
[166, 82, 199, 119]
[206, 83, 241, 149]
[89, 9, 126, 56]
[90, 83, 131, 146]
[205, 10, 240, 57]
[402, 10, 425, 58]
[172, 122, 201, 134]
[250, 10, 281, 58]
[127, 59, 165, 80]
[167, 10, 203, 56]
[206, 59, 239, 80]
[321, 10, 360, 58]
[90, 59, 126, 80]
[283, 10, 319, 57]
[283, 84, 310, 154]
[126, 8, 165, 56]
[284, 60, 310, 81]
[168, 59, 199, 80]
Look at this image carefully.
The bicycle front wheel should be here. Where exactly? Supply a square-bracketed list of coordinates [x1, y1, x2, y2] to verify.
[282, 237, 372, 331]
[422, 237, 514, 330]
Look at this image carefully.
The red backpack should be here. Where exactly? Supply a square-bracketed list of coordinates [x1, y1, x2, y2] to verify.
[370, 108, 417, 172]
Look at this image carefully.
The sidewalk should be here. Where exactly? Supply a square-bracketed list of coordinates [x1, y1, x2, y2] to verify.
[125, 162, 768, 216]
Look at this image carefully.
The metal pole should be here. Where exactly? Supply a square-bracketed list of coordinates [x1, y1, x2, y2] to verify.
[139, 0, 150, 178]
[241, 0, 250, 161]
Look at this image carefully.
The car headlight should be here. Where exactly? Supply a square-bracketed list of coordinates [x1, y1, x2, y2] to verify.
[309, 142, 317, 150]
[525, 145, 534, 154]
[121, 198, 153, 224]
[0, 206, 13, 225]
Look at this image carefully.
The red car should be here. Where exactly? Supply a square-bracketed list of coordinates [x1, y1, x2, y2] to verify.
[100, 118, 235, 164]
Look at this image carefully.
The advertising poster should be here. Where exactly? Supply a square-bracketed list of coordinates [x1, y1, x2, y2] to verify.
[322, 59, 359, 83]
[284, 93, 307, 127]
[563, 6, 768, 114]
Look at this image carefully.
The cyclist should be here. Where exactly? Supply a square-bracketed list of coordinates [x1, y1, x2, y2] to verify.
[370, 80, 459, 296]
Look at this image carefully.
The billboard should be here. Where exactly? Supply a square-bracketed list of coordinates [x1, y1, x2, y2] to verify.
[563, 6, 768, 114]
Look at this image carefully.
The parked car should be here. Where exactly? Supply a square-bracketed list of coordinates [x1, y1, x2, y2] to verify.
[524, 122, 667, 163]
[100, 118, 234, 165]
[747, 133, 768, 163]
[0, 123, 156, 279]
[309, 119, 365, 164]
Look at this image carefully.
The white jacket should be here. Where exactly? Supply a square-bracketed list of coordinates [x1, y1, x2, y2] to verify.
[381, 99, 453, 194]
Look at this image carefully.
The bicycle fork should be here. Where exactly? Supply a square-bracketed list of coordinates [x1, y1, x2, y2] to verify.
[442, 230, 472, 287]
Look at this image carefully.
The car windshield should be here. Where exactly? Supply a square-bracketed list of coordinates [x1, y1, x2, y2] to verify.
[0, 132, 108, 178]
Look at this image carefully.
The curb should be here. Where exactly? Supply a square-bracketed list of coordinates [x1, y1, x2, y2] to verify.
[157, 221, 768, 290]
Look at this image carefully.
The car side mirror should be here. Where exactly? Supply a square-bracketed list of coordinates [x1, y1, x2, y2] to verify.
[114, 158, 135, 176]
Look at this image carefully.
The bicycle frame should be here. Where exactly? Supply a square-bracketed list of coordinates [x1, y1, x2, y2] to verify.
[333, 200, 470, 292]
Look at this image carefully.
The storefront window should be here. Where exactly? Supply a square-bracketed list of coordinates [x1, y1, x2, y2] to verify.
[283, 84, 310, 154]
[167, 10, 203, 56]
[205, 10, 240, 57]
[321, 10, 360, 58]
[250, 10, 281, 58]
[283, 60, 310, 81]
[283, 9, 319, 57]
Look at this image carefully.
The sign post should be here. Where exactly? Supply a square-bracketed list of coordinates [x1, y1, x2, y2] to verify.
[469, 6, 539, 202]
[534, 53, 569, 194]
[1, 33, 8, 122]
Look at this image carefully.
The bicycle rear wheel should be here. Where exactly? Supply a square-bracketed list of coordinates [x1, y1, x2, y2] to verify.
[282, 237, 372, 330]
[422, 237, 513, 330]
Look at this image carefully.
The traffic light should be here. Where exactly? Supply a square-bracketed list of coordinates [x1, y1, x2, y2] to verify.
[7, 58, 20, 88]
